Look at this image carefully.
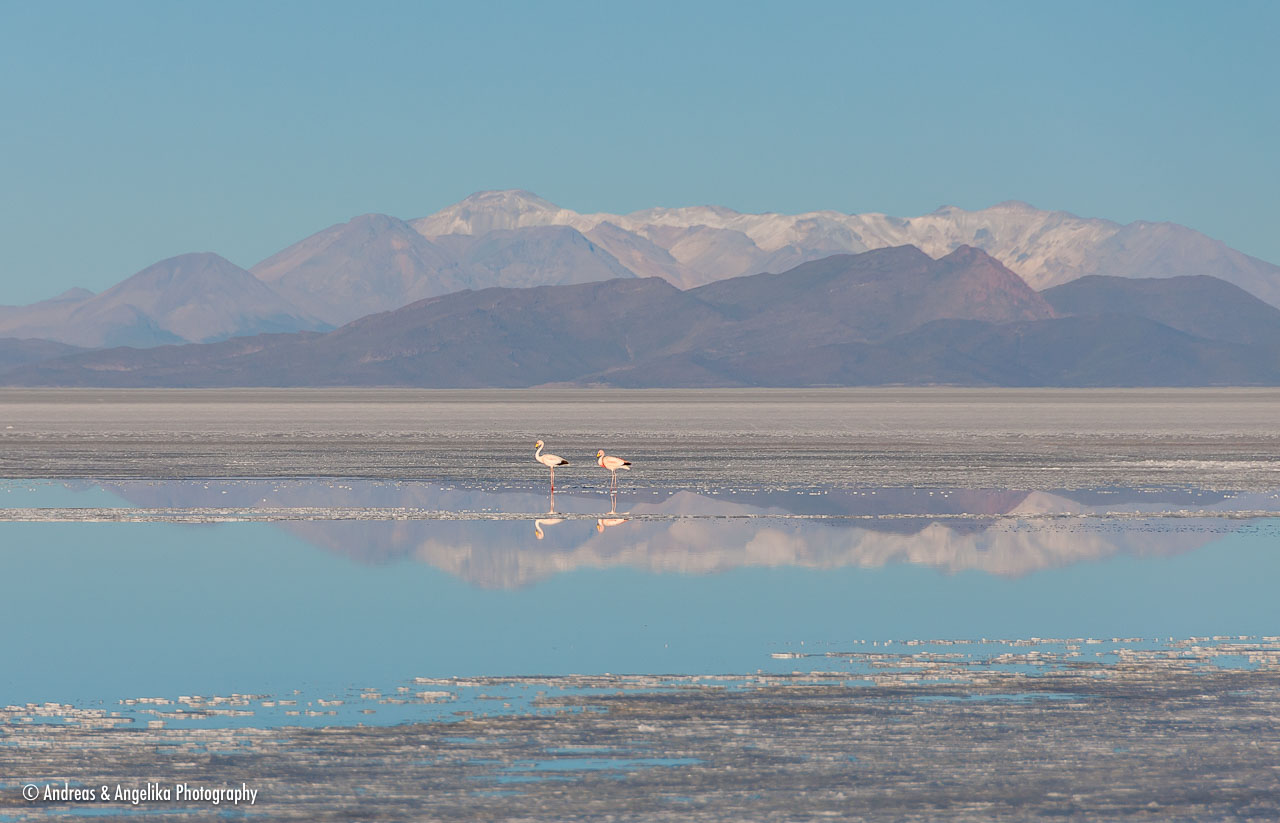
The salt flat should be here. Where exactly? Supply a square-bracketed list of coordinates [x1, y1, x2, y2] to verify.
[1, 388, 1278, 488]
[6, 656, 1280, 821]
[3, 388, 1279, 820]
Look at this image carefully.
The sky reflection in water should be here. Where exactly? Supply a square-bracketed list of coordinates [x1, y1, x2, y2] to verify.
[1, 479, 1277, 721]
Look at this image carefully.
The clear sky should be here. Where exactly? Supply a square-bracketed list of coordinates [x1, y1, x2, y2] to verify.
[1, 0, 1276, 305]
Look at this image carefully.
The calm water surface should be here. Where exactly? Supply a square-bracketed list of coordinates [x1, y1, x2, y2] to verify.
[3, 478, 1277, 729]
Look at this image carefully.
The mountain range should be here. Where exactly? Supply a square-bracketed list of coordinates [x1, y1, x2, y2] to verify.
[7, 245, 1280, 387]
[3, 190, 1279, 352]
[0, 253, 322, 347]
[414, 190, 1280, 301]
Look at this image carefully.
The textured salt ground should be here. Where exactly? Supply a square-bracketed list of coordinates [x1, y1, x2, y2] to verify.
[4, 663, 1279, 822]
[2, 388, 1279, 489]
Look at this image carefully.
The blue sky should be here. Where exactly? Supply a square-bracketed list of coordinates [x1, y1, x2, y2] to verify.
[1, 0, 1276, 304]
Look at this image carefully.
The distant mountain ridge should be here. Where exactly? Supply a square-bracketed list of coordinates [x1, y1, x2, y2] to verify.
[1043, 274, 1280, 347]
[0, 337, 86, 372]
[410, 191, 1280, 305]
[0, 253, 322, 347]
[2, 190, 1278, 350]
[249, 215, 636, 326]
[7, 246, 1279, 388]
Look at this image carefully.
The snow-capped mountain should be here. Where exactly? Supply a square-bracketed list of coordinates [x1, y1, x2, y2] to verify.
[412, 191, 1280, 303]
[410, 189, 590, 236]
[5, 190, 1279, 350]
[252, 212, 636, 326]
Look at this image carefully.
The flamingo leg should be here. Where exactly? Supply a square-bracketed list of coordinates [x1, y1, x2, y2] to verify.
[550, 466, 555, 492]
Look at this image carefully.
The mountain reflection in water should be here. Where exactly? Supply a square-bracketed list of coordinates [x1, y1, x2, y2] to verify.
[43, 479, 1270, 589]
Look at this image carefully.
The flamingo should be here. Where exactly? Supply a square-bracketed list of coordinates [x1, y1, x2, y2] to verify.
[534, 440, 569, 491]
[596, 449, 631, 490]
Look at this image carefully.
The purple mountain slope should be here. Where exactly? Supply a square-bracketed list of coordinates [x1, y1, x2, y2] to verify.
[0, 253, 321, 348]
[250, 214, 469, 326]
[410, 191, 1280, 305]
[252, 215, 636, 327]
[10, 245, 1267, 388]
[7, 192, 1279, 352]
[685, 245, 1055, 356]
[431, 225, 636, 291]
[1043, 274, 1280, 347]
[0, 338, 87, 372]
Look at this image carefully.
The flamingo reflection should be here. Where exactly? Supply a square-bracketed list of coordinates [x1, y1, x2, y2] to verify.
[596, 491, 628, 532]
[534, 489, 563, 539]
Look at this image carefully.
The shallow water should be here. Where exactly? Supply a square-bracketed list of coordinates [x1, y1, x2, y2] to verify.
[2, 477, 1278, 732]
[3, 391, 1279, 819]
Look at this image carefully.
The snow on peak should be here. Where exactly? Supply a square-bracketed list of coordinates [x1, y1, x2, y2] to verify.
[400, 190, 1280, 301]
[413, 189, 588, 237]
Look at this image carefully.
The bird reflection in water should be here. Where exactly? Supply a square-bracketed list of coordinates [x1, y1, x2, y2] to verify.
[597, 491, 628, 532]
[534, 489, 563, 540]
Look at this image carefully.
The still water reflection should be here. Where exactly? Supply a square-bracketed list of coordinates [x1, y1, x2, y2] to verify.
[1, 479, 1277, 727]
